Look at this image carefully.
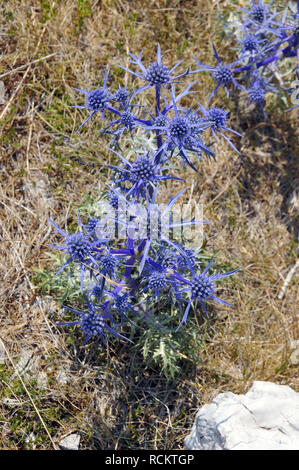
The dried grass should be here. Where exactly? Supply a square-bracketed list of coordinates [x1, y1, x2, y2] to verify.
[0, 0, 298, 450]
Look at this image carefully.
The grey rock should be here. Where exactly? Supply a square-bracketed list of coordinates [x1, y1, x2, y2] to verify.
[0, 342, 5, 364]
[0, 81, 5, 104]
[185, 381, 299, 450]
[56, 367, 69, 385]
[36, 371, 48, 389]
[3, 398, 21, 407]
[59, 434, 80, 450]
[290, 340, 299, 366]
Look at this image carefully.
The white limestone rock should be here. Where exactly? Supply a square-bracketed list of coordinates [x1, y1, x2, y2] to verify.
[59, 434, 80, 450]
[185, 381, 299, 450]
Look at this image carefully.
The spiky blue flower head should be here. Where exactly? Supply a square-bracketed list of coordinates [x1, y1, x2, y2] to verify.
[159, 248, 179, 269]
[187, 112, 204, 132]
[66, 233, 92, 261]
[81, 310, 105, 340]
[213, 65, 233, 86]
[241, 33, 260, 53]
[235, 1, 285, 38]
[109, 150, 183, 199]
[87, 89, 109, 112]
[101, 103, 141, 138]
[108, 192, 119, 209]
[146, 271, 169, 300]
[246, 73, 276, 114]
[168, 116, 191, 140]
[48, 215, 99, 291]
[169, 258, 241, 328]
[190, 272, 215, 300]
[90, 282, 105, 301]
[248, 84, 266, 104]
[119, 110, 136, 132]
[120, 44, 188, 97]
[148, 89, 214, 171]
[145, 61, 171, 86]
[74, 70, 111, 132]
[130, 155, 156, 182]
[84, 217, 100, 238]
[154, 113, 168, 128]
[207, 107, 228, 129]
[115, 292, 131, 316]
[193, 43, 243, 100]
[58, 295, 132, 346]
[113, 86, 130, 105]
[252, 3, 265, 23]
[100, 252, 118, 276]
[197, 102, 241, 153]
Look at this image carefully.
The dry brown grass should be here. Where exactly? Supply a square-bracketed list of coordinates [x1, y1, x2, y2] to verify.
[0, 0, 298, 450]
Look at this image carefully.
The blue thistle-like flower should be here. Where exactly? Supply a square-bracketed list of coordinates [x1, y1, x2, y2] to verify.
[246, 73, 277, 114]
[235, 1, 286, 38]
[197, 103, 241, 153]
[193, 43, 244, 100]
[108, 192, 119, 209]
[236, 0, 274, 25]
[48, 214, 100, 291]
[145, 270, 170, 300]
[243, 34, 259, 52]
[119, 110, 136, 132]
[120, 44, 189, 97]
[213, 65, 233, 86]
[58, 295, 132, 346]
[248, 84, 266, 104]
[109, 150, 183, 199]
[145, 61, 171, 86]
[90, 281, 105, 301]
[190, 273, 215, 300]
[74, 70, 111, 132]
[101, 103, 142, 138]
[66, 233, 92, 261]
[84, 217, 101, 239]
[113, 86, 130, 106]
[177, 248, 197, 270]
[114, 292, 131, 316]
[207, 107, 228, 129]
[252, 4, 265, 23]
[168, 116, 191, 140]
[148, 88, 214, 170]
[170, 259, 241, 328]
[100, 252, 118, 276]
[237, 29, 264, 55]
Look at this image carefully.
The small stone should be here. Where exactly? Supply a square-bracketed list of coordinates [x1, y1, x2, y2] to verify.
[0, 81, 5, 104]
[3, 398, 20, 407]
[290, 340, 299, 366]
[0, 342, 6, 365]
[37, 371, 48, 389]
[25, 432, 36, 449]
[56, 368, 69, 385]
[59, 434, 80, 450]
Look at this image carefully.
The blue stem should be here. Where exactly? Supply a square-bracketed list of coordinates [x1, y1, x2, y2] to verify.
[233, 35, 298, 74]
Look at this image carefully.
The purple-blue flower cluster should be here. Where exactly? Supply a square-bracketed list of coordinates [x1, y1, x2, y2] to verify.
[49, 1, 297, 348]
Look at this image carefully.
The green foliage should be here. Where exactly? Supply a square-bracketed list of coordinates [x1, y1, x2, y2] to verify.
[32, 253, 82, 304]
[139, 309, 207, 378]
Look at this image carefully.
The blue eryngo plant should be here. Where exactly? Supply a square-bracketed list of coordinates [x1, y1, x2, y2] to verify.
[210, 0, 299, 115]
[47, 1, 297, 376]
